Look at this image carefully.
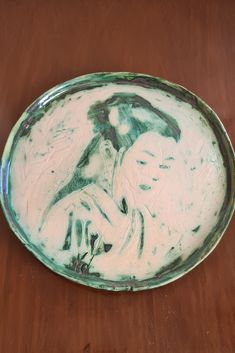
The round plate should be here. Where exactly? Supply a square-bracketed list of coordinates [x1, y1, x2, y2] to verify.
[1, 72, 234, 291]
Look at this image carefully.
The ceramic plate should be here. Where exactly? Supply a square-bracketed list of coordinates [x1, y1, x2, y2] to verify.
[1, 72, 234, 291]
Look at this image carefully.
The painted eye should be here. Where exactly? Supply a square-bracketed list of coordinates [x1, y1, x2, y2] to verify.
[159, 164, 170, 169]
[136, 160, 147, 165]
[139, 184, 151, 191]
[152, 177, 159, 182]
[143, 150, 155, 157]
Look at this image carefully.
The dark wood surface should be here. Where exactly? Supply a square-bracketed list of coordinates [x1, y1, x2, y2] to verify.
[0, 1, 234, 352]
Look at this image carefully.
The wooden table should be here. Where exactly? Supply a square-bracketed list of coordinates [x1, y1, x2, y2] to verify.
[0, 1, 234, 352]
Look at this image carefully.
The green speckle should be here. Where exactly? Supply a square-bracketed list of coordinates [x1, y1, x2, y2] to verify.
[192, 225, 201, 233]
[212, 141, 216, 145]
[201, 158, 204, 164]
[187, 202, 193, 209]
[152, 247, 157, 255]
[165, 156, 174, 160]
[152, 177, 159, 182]
[190, 167, 196, 171]
[139, 184, 151, 191]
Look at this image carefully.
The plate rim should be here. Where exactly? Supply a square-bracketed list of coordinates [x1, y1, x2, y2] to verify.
[1, 71, 234, 291]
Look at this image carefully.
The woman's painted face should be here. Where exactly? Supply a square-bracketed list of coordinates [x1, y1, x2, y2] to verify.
[119, 132, 176, 198]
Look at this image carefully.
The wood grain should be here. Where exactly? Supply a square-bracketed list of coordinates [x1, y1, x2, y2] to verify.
[0, 1, 234, 352]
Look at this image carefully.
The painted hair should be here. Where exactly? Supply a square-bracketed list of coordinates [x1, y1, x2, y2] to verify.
[87, 93, 180, 151]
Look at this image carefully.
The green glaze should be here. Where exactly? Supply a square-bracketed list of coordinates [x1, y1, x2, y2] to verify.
[0, 72, 234, 291]
[62, 211, 73, 250]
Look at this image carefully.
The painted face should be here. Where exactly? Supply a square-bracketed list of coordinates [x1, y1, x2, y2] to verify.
[117, 132, 176, 205]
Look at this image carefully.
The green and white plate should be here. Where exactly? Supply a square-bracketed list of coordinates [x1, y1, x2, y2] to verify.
[1, 72, 234, 291]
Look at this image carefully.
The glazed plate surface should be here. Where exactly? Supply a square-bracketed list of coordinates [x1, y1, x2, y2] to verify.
[1, 72, 234, 291]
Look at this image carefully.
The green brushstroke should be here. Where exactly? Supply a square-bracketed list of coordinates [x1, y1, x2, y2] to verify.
[91, 197, 112, 224]
[120, 197, 128, 214]
[50, 134, 100, 208]
[62, 212, 73, 250]
[144, 150, 155, 157]
[138, 210, 145, 257]
[90, 233, 99, 255]
[75, 219, 83, 246]
[119, 210, 136, 253]
[80, 200, 91, 211]
[192, 225, 201, 233]
[84, 220, 91, 247]
[155, 256, 182, 277]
